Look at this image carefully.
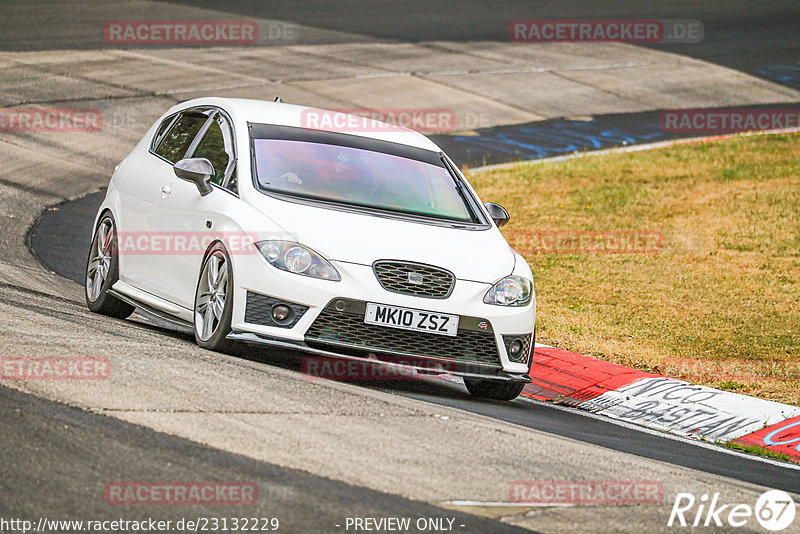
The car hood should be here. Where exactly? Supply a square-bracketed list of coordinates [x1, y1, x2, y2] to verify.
[247, 194, 515, 283]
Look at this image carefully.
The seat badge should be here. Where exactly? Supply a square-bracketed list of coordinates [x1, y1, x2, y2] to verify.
[407, 272, 424, 285]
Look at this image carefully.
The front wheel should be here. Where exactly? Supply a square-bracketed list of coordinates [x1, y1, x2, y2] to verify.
[194, 244, 236, 353]
[464, 378, 525, 401]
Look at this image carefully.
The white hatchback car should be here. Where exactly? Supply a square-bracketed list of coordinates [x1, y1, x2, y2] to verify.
[86, 97, 535, 400]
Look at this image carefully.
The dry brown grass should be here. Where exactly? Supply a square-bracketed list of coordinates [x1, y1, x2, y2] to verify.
[468, 133, 800, 405]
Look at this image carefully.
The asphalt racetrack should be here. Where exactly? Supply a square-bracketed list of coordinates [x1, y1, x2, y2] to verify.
[29, 190, 800, 496]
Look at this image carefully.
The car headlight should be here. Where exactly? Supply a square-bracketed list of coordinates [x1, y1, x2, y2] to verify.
[256, 241, 341, 281]
[484, 275, 533, 306]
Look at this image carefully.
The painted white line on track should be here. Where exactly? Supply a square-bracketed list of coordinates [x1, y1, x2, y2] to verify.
[354, 62, 650, 79]
[440, 500, 574, 508]
[471, 127, 800, 173]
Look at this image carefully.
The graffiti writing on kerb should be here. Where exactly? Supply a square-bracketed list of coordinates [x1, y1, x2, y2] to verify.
[763, 420, 800, 452]
[757, 63, 800, 90]
[450, 119, 666, 160]
[582, 377, 792, 441]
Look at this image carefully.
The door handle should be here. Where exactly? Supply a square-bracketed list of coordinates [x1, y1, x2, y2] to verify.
[161, 183, 173, 197]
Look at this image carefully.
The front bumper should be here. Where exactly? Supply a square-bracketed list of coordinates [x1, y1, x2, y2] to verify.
[229, 258, 535, 381]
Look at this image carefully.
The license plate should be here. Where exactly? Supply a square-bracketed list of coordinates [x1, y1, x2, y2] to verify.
[364, 303, 459, 337]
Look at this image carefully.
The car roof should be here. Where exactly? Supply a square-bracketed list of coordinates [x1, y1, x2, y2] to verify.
[170, 97, 444, 153]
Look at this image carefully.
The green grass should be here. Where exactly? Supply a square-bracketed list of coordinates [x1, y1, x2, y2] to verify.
[724, 441, 795, 463]
[717, 381, 746, 391]
[468, 132, 800, 405]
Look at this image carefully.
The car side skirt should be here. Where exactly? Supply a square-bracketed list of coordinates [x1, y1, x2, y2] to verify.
[107, 289, 194, 334]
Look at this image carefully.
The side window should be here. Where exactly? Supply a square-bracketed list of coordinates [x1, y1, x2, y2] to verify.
[154, 112, 208, 164]
[190, 113, 235, 188]
[151, 115, 176, 150]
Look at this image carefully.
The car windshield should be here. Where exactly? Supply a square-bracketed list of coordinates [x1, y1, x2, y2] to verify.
[252, 138, 480, 223]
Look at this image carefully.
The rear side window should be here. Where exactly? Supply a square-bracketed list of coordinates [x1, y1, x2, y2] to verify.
[152, 115, 176, 149]
[154, 112, 208, 163]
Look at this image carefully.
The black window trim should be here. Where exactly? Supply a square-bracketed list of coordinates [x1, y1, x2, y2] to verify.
[184, 114, 216, 158]
[150, 107, 215, 159]
[439, 151, 487, 226]
[148, 106, 239, 197]
[185, 110, 238, 192]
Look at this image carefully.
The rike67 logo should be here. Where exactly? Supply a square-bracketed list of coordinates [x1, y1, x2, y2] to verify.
[668, 490, 796, 531]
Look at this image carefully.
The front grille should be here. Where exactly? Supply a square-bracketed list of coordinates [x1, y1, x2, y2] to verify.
[305, 299, 501, 368]
[245, 291, 308, 328]
[373, 261, 455, 299]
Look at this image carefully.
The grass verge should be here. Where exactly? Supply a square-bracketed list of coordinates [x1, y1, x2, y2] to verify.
[724, 441, 796, 463]
[468, 132, 800, 405]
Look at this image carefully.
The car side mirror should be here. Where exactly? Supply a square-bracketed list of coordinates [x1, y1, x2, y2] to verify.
[174, 158, 214, 196]
[484, 202, 510, 227]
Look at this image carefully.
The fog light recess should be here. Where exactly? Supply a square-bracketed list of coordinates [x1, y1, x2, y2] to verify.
[503, 334, 533, 364]
[271, 304, 294, 325]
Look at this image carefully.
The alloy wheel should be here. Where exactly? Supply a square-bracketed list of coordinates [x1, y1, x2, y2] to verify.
[195, 251, 229, 341]
[86, 217, 113, 302]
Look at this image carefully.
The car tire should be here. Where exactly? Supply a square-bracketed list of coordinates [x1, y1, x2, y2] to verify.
[463, 379, 525, 401]
[85, 212, 136, 319]
[194, 243, 236, 353]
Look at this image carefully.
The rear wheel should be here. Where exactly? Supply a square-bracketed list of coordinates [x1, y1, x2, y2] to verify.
[194, 244, 236, 353]
[464, 378, 525, 401]
[85, 213, 135, 319]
